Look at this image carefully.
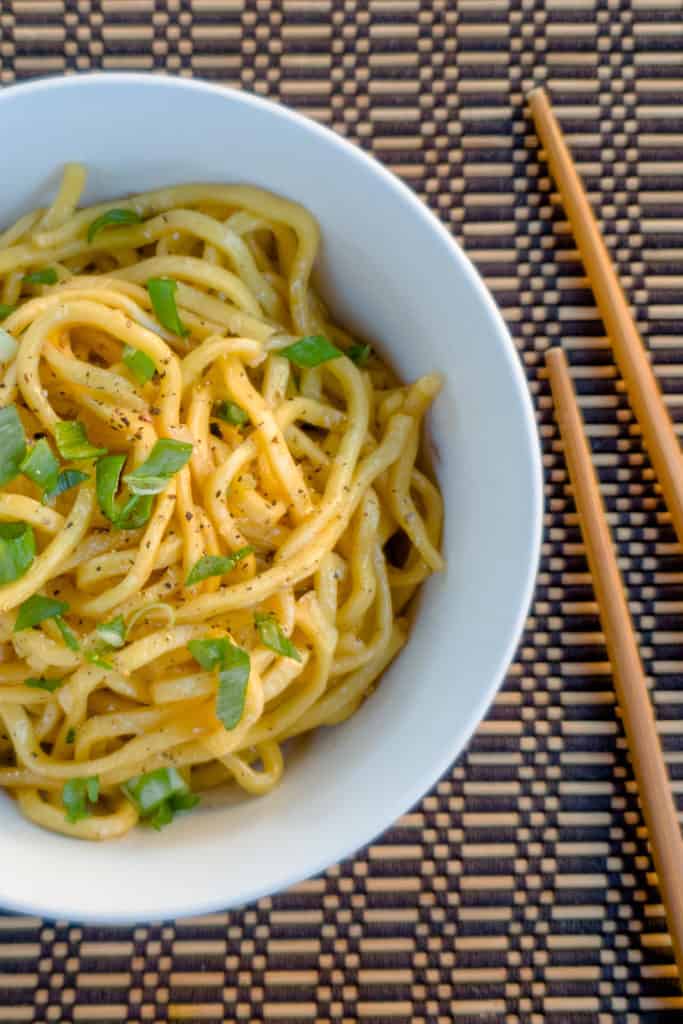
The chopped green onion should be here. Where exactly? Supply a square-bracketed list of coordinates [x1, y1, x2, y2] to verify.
[65, 727, 76, 744]
[14, 594, 68, 632]
[217, 649, 251, 730]
[25, 676, 63, 692]
[0, 522, 35, 584]
[255, 612, 302, 662]
[0, 405, 27, 487]
[213, 400, 249, 427]
[123, 438, 193, 496]
[0, 328, 17, 362]
[54, 421, 107, 461]
[86, 650, 113, 670]
[96, 615, 126, 649]
[149, 801, 174, 830]
[62, 776, 99, 823]
[20, 438, 60, 494]
[280, 335, 343, 368]
[122, 766, 189, 815]
[0, 304, 15, 321]
[43, 469, 89, 504]
[123, 345, 156, 385]
[348, 343, 372, 367]
[96, 454, 153, 530]
[187, 636, 233, 672]
[185, 546, 252, 587]
[147, 278, 188, 337]
[87, 208, 143, 244]
[24, 268, 58, 287]
[56, 616, 79, 652]
[188, 636, 250, 730]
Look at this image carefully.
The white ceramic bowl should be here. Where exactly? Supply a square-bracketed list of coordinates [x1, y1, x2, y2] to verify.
[0, 74, 542, 923]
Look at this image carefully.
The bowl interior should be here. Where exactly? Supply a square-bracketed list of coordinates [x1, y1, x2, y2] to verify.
[0, 74, 541, 922]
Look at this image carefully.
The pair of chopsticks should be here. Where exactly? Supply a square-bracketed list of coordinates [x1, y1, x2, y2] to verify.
[528, 88, 683, 984]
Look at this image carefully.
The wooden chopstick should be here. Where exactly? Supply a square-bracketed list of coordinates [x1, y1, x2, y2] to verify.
[528, 86, 683, 548]
[546, 347, 683, 984]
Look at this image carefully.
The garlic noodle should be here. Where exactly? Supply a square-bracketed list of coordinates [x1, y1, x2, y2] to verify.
[0, 163, 444, 840]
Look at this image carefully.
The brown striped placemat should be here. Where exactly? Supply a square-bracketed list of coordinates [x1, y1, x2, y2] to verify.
[1, 1, 683, 1021]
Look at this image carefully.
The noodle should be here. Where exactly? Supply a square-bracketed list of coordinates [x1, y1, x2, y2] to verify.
[0, 165, 444, 840]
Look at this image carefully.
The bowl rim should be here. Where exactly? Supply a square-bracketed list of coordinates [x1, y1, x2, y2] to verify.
[0, 71, 543, 923]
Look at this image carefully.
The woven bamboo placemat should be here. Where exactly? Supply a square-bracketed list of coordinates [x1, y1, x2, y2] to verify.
[1, 1, 683, 1021]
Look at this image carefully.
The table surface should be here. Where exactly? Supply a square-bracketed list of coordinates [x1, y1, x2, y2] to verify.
[1, 1, 683, 1021]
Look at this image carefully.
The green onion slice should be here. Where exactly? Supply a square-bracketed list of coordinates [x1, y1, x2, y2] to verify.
[20, 438, 60, 494]
[43, 469, 89, 505]
[280, 335, 343, 368]
[62, 776, 100, 823]
[65, 727, 76, 744]
[96, 454, 153, 530]
[188, 636, 250, 730]
[56, 616, 80, 652]
[123, 438, 193, 496]
[87, 208, 143, 244]
[14, 594, 68, 631]
[147, 278, 189, 337]
[348, 343, 372, 367]
[123, 345, 156, 385]
[25, 676, 63, 692]
[213, 400, 249, 427]
[54, 421, 107, 461]
[0, 405, 27, 487]
[0, 304, 15, 321]
[96, 615, 126, 649]
[0, 522, 35, 584]
[122, 766, 193, 818]
[85, 650, 113, 670]
[255, 612, 302, 662]
[185, 546, 252, 587]
[24, 268, 58, 286]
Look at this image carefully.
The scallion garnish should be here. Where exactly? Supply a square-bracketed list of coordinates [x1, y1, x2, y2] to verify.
[14, 594, 68, 631]
[54, 421, 107, 461]
[56, 616, 80, 652]
[14, 593, 78, 650]
[185, 546, 252, 587]
[25, 676, 63, 692]
[147, 278, 188, 337]
[0, 304, 15, 321]
[0, 405, 27, 487]
[87, 208, 143, 244]
[280, 335, 343, 368]
[254, 612, 302, 662]
[348, 343, 372, 367]
[96, 454, 153, 531]
[213, 400, 249, 427]
[43, 469, 89, 504]
[85, 650, 113, 670]
[0, 522, 35, 584]
[121, 766, 199, 830]
[96, 615, 126, 649]
[123, 345, 156, 385]
[19, 438, 60, 494]
[188, 636, 250, 730]
[65, 727, 76, 744]
[123, 438, 193, 496]
[24, 268, 58, 287]
[62, 776, 99, 823]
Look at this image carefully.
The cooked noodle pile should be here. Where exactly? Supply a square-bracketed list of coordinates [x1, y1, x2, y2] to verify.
[0, 164, 443, 839]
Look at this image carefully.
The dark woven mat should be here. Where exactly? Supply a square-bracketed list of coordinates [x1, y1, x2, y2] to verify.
[2, 1, 683, 1021]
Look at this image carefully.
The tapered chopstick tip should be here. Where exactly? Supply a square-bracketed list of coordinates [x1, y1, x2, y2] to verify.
[545, 346, 568, 372]
[526, 85, 549, 110]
